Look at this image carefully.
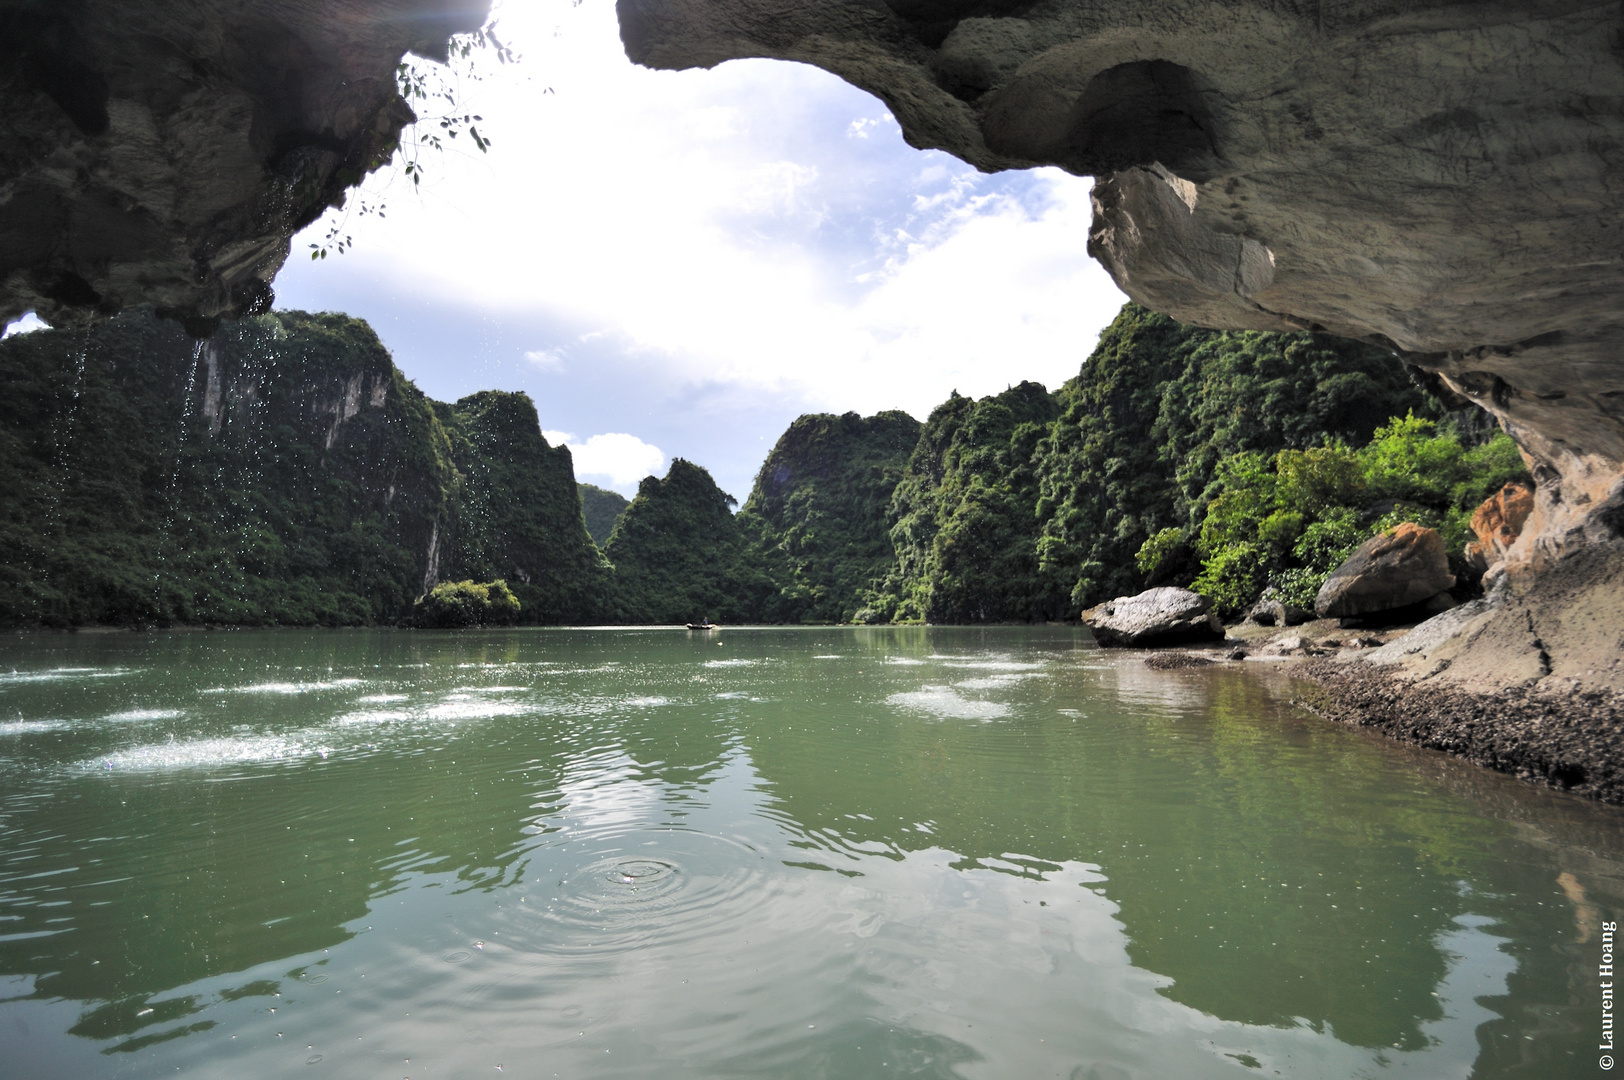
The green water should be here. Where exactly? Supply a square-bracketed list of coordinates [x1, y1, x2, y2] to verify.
[0, 627, 1616, 1079]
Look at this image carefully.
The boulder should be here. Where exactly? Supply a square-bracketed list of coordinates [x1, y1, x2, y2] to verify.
[1260, 634, 1333, 657]
[1262, 635, 1309, 656]
[1315, 524, 1456, 620]
[1082, 587, 1223, 647]
[1246, 593, 1311, 628]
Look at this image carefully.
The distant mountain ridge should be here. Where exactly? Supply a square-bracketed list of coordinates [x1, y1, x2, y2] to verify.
[0, 303, 1507, 628]
[578, 484, 630, 546]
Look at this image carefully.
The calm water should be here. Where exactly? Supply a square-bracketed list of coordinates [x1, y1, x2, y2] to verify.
[0, 627, 1616, 1079]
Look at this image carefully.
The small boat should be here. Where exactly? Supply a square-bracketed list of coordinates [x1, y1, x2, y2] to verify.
[685, 621, 718, 631]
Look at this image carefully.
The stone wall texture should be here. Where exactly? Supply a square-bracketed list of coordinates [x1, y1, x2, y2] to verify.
[0, 0, 491, 333]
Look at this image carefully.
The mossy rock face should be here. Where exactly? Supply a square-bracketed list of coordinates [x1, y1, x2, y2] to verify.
[437, 391, 608, 624]
[737, 410, 921, 624]
[579, 484, 630, 547]
[1030, 304, 1449, 617]
[867, 381, 1061, 625]
[412, 580, 521, 628]
[857, 303, 1477, 624]
[603, 459, 777, 625]
[0, 308, 605, 627]
[0, 308, 450, 627]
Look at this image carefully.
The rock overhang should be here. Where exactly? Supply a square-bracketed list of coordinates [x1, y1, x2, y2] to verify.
[0, 0, 493, 335]
[615, 0, 1624, 587]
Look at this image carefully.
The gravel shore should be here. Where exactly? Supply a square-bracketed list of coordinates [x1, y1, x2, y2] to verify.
[1294, 658, 1624, 804]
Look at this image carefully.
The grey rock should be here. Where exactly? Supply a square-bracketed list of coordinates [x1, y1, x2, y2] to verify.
[1263, 635, 1309, 656]
[1358, 600, 1494, 667]
[1316, 523, 1455, 619]
[0, 0, 492, 332]
[1247, 594, 1311, 627]
[1082, 586, 1223, 647]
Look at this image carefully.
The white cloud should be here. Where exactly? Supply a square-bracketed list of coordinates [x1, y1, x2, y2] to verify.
[278, 0, 1129, 477]
[551, 432, 666, 491]
[847, 114, 894, 139]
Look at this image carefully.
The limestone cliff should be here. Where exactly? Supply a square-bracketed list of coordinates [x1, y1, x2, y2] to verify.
[437, 391, 609, 624]
[0, 0, 490, 334]
[616, 0, 1624, 690]
[0, 308, 602, 627]
[737, 409, 922, 624]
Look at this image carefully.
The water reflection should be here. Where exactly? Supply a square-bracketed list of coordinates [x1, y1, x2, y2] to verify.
[0, 627, 1616, 1078]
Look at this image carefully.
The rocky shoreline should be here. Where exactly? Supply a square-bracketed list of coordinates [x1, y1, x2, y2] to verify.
[1290, 659, 1624, 806]
[1137, 635, 1624, 806]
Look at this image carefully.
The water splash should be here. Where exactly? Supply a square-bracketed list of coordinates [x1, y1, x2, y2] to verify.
[28, 329, 93, 623]
[151, 340, 207, 615]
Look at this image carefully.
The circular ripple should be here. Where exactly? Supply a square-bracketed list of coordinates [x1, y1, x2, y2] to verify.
[600, 858, 679, 894]
[527, 839, 770, 958]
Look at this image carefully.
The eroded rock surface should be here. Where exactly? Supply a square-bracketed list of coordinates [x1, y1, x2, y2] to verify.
[0, 0, 490, 333]
[617, 0, 1624, 692]
[1466, 481, 1535, 572]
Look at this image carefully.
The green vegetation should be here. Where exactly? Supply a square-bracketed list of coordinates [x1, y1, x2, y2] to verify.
[0, 309, 601, 627]
[1030, 304, 1444, 615]
[578, 484, 630, 546]
[849, 305, 1452, 623]
[863, 384, 1060, 623]
[603, 459, 775, 624]
[437, 391, 607, 622]
[737, 410, 921, 623]
[412, 579, 521, 627]
[1, 301, 1526, 630]
[1182, 416, 1530, 616]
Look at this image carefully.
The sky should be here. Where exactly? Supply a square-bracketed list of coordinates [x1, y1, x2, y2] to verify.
[24, 0, 1131, 499]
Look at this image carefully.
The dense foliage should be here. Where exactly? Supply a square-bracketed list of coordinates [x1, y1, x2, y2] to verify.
[737, 410, 921, 623]
[579, 484, 630, 546]
[437, 391, 607, 623]
[0, 309, 451, 626]
[1182, 416, 1530, 616]
[862, 383, 1060, 623]
[0, 309, 602, 627]
[2, 301, 1527, 630]
[412, 579, 521, 627]
[1030, 305, 1447, 615]
[602, 459, 774, 624]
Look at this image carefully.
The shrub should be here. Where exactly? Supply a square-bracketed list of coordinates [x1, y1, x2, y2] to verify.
[1134, 527, 1188, 582]
[1187, 416, 1531, 619]
[1191, 542, 1270, 618]
[412, 579, 520, 628]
